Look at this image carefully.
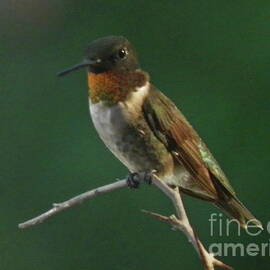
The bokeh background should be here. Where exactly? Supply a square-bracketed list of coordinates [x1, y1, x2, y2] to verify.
[1, 0, 269, 269]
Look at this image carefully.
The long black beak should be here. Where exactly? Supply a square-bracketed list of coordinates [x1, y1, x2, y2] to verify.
[57, 59, 95, 77]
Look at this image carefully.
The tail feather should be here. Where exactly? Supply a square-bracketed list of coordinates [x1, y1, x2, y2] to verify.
[179, 179, 262, 230]
[210, 176, 263, 230]
[215, 196, 263, 230]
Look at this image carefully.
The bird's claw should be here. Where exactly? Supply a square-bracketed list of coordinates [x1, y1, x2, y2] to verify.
[127, 172, 153, 189]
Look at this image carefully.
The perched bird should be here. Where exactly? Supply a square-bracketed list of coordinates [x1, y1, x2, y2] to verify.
[58, 36, 261, 229]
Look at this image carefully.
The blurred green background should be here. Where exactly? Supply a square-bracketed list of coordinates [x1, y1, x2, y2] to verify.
[1, 0, 269, 269]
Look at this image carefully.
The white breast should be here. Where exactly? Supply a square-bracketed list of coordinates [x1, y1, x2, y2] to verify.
[89, 83, 150, 168]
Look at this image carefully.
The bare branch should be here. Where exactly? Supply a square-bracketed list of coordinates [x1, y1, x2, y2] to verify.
[18, 174, 233, 270]
[18, 179, 128, 229]
[144, 175, 233, 270]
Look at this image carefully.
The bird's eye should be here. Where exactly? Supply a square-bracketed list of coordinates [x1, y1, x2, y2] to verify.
[118, 48, 127, 59]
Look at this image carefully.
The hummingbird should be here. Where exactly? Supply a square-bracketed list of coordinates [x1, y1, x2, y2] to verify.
[58, 35, 262, 229]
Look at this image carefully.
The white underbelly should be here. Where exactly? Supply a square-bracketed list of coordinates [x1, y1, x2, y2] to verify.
[89, 100, 131, 167]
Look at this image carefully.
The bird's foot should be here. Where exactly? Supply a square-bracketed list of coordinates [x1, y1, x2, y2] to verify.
[127, 171, 154, 189]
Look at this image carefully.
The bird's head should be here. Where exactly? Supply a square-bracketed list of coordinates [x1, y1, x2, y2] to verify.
[57, 36, 139, 76]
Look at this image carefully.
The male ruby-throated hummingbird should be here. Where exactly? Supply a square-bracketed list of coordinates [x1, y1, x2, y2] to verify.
[58, 36, 262, 229]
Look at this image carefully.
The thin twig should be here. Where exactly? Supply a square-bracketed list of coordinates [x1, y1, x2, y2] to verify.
[18, 179, 128, 229]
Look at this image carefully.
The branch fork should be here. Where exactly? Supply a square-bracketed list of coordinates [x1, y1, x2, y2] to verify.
[18, 174, 233, 270]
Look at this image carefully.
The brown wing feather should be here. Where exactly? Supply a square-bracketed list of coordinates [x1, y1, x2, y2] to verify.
[143, 86, 219, 198]
[143, 87, 263, 228]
